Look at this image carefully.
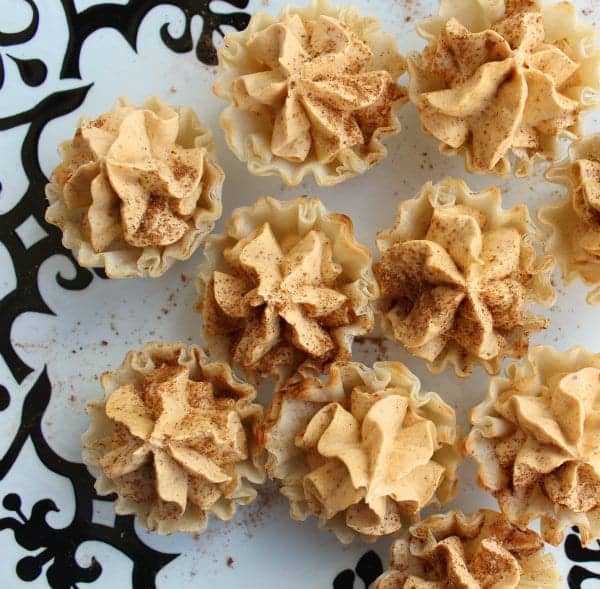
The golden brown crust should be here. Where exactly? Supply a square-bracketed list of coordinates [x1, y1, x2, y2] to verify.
[45, 96, 224, 278]
[82, 342, 265, 535]
[466, 345, 600, 546]
[196, 196, 378, 382]
[376, 510, 561, 589]
[262, 361, 462, 543]
[213, 0, 407, 186]
[408, 0, 600, 177]
[374, 178, 555, 377]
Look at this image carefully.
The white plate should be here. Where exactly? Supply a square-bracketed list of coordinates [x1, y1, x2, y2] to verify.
[1, 0, 600, 587]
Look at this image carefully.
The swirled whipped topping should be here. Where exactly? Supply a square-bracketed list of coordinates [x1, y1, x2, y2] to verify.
[205, 222, 351, 370]
[491, 367, 600, 511]
[97, 364, 250, 525]
[376, 510, 561, 589]
[53, 103, 205, 252]
[540, 135, 600, 304]
[409, 0, 589, 175]
[376, 205, 534, 366]
[571, 152, 600, 257]
[299, 393, 447, 537]
[467, 345, 600, 545]
[263, 361, 460, 542]
[231, 14, 402, 164]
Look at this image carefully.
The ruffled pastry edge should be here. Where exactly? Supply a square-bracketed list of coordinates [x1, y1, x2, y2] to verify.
[213, 0, 407, 187]
[262, 361, 462, 544]
[45, 95, 225, 279]
[466, 344, 600, 546]
[375, 509, 562, 589]
[81, 341, 266, 535]
[196, 195, 379, 382]
[376, 177, 556, 377]
[540, 134, 600, 305]
[408, 0, 600, 177]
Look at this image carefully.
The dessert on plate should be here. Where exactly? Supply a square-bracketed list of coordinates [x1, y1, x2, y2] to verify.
[540, 134, 600, 305]
[196, 195, 378, 381]
[45, 96, 224, 278]
[262, 361, 462, 543]
[466, 345, 600, 546]
[408, 0, 600, 176]
[376, 509, 561, 588]
[374, 178, 555, 377]
[213, 0, 407, 186]
[82, 342, 264, 535]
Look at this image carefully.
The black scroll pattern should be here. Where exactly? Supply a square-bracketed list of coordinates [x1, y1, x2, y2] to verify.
[0, 1, 249, 587]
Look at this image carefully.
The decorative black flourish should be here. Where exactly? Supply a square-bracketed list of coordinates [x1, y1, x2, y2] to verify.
[333, 551, 384, 589]
[59, 0, 250, 79]
[0, 0, 39, 46]
[566, 529, 600, 588]
[0, 86, 96, 385]
[568, 566, 600, 588]
[0, 0, 42, 89]
[0, 385, 9, 411]
[0, 369, 178, 587]
[0, 0, 253, 585]
[0, 494, 102, 585]
[7, 54, 47, 86]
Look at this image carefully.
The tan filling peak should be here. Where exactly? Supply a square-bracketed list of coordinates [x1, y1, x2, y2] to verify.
[572, 156, 600, 257]
[205, 222, 352, 371]
[53, 104, 204, 252]
[411, 0, 582, 174]
[264, 362, 460, 542]
[491, 366, 600, 514]
[377, 510, 559, 589]
[375, 204, 530, 365]
[232, 14, 401, 164]
[97, 364, 249, 523]
[298, 391, 447, 537]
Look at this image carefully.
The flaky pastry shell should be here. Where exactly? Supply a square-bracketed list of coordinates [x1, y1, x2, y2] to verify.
[376, 509, 561, 589]
[540, 134, 600, 305]
[466, 345, 600, 546]
[262, 361, 462, 543]
[408, 0, 600, 177]
[45, 96, 224, 278]
[82, 342, 265, 535]
[196, 195, 378, 382]
[213, 0, 407, 186]
[375, 178, 555, 377]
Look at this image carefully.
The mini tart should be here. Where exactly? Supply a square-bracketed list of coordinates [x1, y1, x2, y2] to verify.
[408, 0, 600, 177]
[540, 134, 600, 305]
[262, 361, 462, 544]
[376, 509, 561, 589]
[213, 0, 407, 186]
[45, 96, 224, 278]
[82, 342, 264, 535]
[196, 196, 378, 382]
[374, 178, 555, 377]
[466, 345, 600, 546]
